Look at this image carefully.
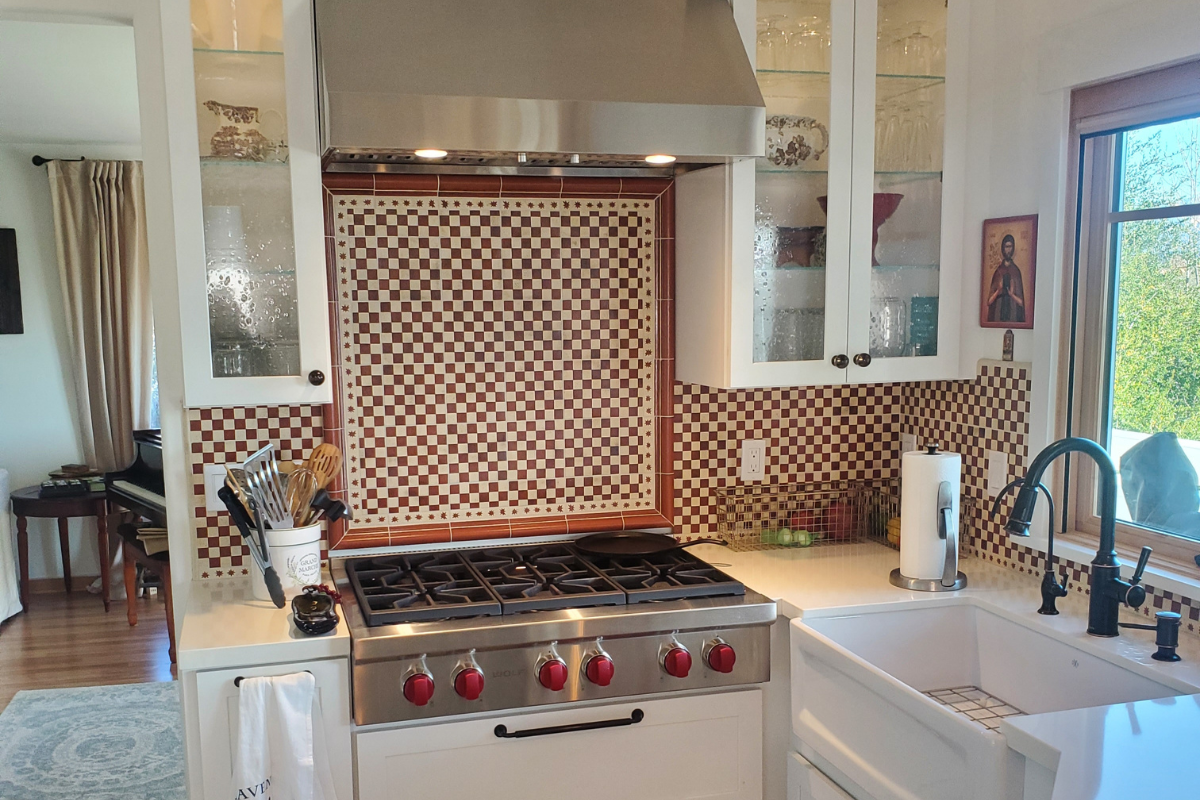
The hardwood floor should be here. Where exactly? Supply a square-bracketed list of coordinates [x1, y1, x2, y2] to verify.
[0, 589, 175, 712]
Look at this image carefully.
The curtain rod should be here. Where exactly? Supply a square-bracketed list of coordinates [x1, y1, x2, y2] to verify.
[31, 155, 85, 167]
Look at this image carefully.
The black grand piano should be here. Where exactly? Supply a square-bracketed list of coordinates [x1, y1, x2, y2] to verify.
[105, 429, 166, 526]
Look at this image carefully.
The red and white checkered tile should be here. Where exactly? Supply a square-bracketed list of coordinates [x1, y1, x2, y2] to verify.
[186, 405, 325, 579]
[673, 382, 903, 538]
[331, 195, 659, 538]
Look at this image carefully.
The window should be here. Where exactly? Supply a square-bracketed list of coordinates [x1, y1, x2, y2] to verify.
[1066, 60, 1200, 563]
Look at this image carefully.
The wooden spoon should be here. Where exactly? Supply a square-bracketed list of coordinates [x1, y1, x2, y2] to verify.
[306, 443, 343, 489]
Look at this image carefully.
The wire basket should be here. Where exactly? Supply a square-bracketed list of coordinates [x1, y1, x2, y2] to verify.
[863, 478, 976, 557]
[714, 480, 893, 551]
[714, 478, 976, 553]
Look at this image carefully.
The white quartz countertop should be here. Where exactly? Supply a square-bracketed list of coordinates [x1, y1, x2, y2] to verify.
[177, 573, 349, 672]
[1001, 694, 1200, 800]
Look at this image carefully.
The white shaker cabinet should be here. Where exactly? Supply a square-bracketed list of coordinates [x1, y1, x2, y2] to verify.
[182, 657, 353, 800]
[677, 0, 968, 388]
[355, 690, 764, 800]
[165, 0, 331, 406]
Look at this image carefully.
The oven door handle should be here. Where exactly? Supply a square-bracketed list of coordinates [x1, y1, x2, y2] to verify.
[494, 708, 644, 739]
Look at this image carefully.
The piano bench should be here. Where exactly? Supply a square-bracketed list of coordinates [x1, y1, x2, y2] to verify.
[117, 523, 175, 664]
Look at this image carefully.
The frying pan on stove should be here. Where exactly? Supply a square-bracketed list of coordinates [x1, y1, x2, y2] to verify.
[573, 531, 729, 557]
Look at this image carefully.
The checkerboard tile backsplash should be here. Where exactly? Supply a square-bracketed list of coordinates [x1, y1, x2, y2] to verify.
[331, 194, 660, 537]
[186, 363, 1200, 637]
[674, 382, 903, 538]
[186, 406, 325, 578]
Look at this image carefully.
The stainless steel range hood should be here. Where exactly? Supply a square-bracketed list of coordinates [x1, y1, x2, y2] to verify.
[314, 0, 765, 168]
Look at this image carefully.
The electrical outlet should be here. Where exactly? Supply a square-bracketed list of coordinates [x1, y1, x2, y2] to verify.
[987, 450, 1008, 498]
[204, 463, 236, 513]
[741, 440, 766, 482]
[901, 432, 917, 453]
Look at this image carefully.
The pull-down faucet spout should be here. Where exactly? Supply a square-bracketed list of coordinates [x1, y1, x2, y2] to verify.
[1005, 437, 1150, 637]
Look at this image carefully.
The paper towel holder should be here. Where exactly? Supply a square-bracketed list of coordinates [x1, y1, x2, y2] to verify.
[889, 478, 968, 591]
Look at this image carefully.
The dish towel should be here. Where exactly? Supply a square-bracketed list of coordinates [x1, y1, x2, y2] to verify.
[230, 672, 338, 800]
[0, 469, 22, 622]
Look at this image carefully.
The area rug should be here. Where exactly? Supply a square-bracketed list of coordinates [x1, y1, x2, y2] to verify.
[0, 681, 184, 800]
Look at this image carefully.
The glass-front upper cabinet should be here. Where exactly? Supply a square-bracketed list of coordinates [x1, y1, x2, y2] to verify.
[752, 0, 854, 386]
[675, 0, 964, 389]
[177, 0, 330, 406]
[846, 0, 962, 382]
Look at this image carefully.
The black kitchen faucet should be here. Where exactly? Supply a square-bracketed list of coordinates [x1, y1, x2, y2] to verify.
[1003, 437, 1150, 637]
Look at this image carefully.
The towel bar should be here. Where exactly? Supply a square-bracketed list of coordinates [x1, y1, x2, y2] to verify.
[233, 670, 313, 688]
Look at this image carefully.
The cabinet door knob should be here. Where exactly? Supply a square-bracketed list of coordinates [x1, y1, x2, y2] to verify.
[831, 354, 849, 369]
[308, 370, 326, 386]
[853, 353, 872, 367]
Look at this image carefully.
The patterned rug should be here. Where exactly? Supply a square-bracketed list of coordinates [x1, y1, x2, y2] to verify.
[0, 682, 184, 800]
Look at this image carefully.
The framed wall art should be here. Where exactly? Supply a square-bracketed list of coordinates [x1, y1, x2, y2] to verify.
[980, 214, 1037, 329]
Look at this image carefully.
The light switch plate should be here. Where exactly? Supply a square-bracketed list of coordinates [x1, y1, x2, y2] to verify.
[901, 432, 917, 453]
[741, 440, 766, 482]
[987, 450, 1008, 498]
[203, 463, 233, 513]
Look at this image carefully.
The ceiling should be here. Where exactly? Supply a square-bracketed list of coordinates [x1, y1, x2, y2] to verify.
[0, 19, 140, 145]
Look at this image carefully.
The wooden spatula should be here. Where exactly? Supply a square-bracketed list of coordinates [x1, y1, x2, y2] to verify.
[306, 443, 343, 489]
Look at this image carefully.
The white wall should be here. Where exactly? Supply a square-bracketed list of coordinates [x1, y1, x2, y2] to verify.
[0, 142, 140, 580]
[956, 0, 1200, 544]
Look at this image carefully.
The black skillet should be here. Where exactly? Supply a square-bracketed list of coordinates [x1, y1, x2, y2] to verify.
[573, 531, 729, 558]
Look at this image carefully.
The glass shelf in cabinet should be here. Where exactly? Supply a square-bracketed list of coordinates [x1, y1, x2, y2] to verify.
[199, 157, 291, 167]
[757, 68, 831, 77]
[876, 72, 945, 82]
[872, 263, 940, 271]
[193, 47, 284, 57]
[756, 167, 830, 175]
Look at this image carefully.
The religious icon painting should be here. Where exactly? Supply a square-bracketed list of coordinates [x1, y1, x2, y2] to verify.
[980, 215, 1037, 329]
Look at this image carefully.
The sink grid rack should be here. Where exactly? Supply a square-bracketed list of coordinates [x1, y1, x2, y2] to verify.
[713, 479, 892, 551]
[924, 686, 1025, 730]
[864, 478, 976, 555]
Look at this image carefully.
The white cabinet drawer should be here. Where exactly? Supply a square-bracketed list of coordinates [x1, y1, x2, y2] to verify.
[356, 689, 763, 800]
[191, 658, 352, 800]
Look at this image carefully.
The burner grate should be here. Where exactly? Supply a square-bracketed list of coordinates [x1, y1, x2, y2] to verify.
[580, 550, 745, 603]
[345, 540, 746, 625]
[463, 545, 627, 613]
[346, 553, 502, 625]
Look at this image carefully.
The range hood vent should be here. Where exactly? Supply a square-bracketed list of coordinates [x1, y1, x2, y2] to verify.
[315, 0, 766, 166]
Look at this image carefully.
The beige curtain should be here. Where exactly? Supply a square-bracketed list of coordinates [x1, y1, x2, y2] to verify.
[48, 160, 154, 472]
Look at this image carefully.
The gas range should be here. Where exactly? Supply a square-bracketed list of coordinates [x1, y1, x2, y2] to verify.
[332, 542, 776, 726]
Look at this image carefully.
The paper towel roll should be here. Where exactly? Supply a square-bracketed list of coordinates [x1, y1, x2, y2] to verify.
[899, 448, 961, 580]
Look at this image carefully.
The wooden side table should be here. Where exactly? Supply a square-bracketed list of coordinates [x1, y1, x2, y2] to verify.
[9, 486, 111, 612]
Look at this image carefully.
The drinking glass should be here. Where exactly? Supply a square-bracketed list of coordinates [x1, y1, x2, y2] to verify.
[758, 16, 787, 70]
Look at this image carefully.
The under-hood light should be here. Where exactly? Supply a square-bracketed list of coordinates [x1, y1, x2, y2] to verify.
[414, 148, 447, 159]
[645, 154, 676, 165]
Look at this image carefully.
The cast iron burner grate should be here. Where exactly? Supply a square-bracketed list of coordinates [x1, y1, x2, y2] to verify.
[345, 552, 502, 626]
[345, 541, 746, 626]
[462, 545, 627, 613]
[578, 550, 746, 603]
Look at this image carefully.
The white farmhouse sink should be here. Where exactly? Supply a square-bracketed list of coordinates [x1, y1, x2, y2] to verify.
[791, 598, 1179, 800]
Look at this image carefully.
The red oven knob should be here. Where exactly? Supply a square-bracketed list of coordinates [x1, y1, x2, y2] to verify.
[538, 659, 568, 691]
[663, 647, 692, 678]
[707, 643, 736, 674]
[454, 668, 485, 700]
[403, 673, 435, 706]
[585, 655, 615, 686]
